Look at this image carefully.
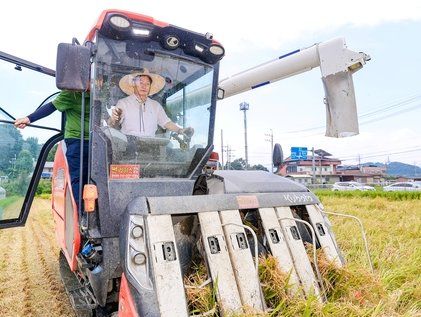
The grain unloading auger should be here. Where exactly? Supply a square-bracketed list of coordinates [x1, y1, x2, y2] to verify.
[0, 9, 372, 317]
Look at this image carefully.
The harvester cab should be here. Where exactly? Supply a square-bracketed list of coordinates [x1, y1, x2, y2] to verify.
[0, 9, 372, 317]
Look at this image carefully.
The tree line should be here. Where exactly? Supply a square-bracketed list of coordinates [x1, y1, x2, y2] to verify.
[224, 157, 269, 171]
[0, 124, 45, 196]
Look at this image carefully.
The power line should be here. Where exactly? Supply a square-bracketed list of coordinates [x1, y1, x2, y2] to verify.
[339, 147, 421, 161]
[279, 93, 421, 135]
[360, 103, 421, 125]
[359, 93, 421, 118]
[337, 145, 421, 160]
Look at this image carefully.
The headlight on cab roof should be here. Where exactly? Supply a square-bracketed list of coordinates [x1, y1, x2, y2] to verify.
[109, 15, 130, 29]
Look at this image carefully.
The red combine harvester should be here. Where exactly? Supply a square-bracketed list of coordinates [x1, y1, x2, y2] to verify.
[0, 9, 372, 317]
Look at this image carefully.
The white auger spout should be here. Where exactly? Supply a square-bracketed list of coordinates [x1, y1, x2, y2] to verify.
[218, 38, 370, 137]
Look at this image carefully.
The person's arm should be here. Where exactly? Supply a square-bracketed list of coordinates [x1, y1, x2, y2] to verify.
[14, 102, 57, 129]
[164, 121, 194, 136]
[108, 107, 122, 128]
[164, 121, 182, 133]
[155, 101, 194, 135]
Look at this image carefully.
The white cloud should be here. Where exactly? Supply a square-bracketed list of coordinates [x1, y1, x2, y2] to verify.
[2, 1, 421, 66]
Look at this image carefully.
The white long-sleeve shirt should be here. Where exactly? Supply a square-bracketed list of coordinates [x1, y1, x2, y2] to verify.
[116, 95, 171, 137]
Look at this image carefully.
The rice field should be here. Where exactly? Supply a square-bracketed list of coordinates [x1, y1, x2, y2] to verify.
[0, 193, 419, 316]
[0, 199, 74, 317]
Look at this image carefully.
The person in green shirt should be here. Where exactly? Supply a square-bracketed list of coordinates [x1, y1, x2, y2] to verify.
[14, 91, 90, 205]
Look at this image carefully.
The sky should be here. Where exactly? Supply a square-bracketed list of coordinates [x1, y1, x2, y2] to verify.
[1, 0, 421, 169]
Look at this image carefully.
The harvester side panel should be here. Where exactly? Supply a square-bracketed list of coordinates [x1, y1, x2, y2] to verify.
[275, 207, 321, 297]
[220, 209, 264, 311]
[52, 141, 81, 272]
[198, 211, 243, 315]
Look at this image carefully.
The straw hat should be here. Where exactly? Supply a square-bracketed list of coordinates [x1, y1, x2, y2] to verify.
[119, 69, 165, 96]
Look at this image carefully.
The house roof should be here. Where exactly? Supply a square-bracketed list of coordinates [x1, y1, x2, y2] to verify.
[337, 172, 383, 177]
[285, 156, 341, 163]
[285, 174, 313, 179]
[44, 162, 54, 168]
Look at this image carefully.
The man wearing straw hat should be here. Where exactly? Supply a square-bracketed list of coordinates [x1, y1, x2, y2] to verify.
[108, 69, 193, 138]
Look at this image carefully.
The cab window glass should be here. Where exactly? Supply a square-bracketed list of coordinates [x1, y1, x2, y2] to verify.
[0, 124, 57, 221]
[92, 35, 214, 179]
[0, 59, 57, 222]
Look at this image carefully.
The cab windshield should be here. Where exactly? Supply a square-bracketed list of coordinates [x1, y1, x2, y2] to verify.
[92, 34, 215, 178]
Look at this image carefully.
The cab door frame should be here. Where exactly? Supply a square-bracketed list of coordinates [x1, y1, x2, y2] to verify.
[0, 132, 63, 228]
[0, 50, 62, 229]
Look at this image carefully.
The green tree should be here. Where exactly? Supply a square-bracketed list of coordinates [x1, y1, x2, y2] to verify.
[3, 173, 30, 196]
[0, 124, 23, 173]
[36, 179, 52, 195]
[15, 150, 34, 174]
[251, 164, 269, 172]
[47, 144, 58, 161]
[24, 137, 40, 158]
[229, 158, 247, 170]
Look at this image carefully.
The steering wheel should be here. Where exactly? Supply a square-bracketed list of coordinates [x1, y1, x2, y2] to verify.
[170, 131, 191, 150]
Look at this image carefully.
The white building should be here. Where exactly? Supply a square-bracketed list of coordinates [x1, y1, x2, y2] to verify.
[0, 186, 6, 199]
[285, 174, 313, 185]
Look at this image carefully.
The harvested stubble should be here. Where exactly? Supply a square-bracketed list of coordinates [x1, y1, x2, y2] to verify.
[184, 262, 218, 316]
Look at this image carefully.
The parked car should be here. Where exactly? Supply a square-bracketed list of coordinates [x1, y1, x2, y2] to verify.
[383, 182, 421, 192]
[332, 181, 375, 191]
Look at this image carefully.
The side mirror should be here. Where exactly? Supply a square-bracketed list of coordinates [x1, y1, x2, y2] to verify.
[56, 40, 91, 91]
[273, 143, 283, 170]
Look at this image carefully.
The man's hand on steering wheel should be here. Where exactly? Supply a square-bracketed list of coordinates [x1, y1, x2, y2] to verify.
[178, 127, 194, 137]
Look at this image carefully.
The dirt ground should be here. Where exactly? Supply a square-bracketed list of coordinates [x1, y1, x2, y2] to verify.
[0, 198, 75, 317]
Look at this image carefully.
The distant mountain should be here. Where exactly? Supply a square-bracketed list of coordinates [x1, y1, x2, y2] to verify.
[361, 162, 384, 167]
[362, 162, 421, 178]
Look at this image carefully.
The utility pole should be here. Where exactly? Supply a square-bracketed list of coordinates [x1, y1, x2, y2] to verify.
[225, 145, 234, 170]
[319, 155, 322, 184]
[312, 147, 316, 184]
[220, 129, 224, 170]
[265, 129, 273, 172]
[239, 102, 249, 170]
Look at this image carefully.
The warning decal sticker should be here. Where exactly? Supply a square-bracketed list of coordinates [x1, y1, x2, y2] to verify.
[109, 164, 140, 179]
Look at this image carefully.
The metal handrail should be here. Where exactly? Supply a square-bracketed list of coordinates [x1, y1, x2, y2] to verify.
[322, 211, 374, 273]
[222, 222, 266, 307]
